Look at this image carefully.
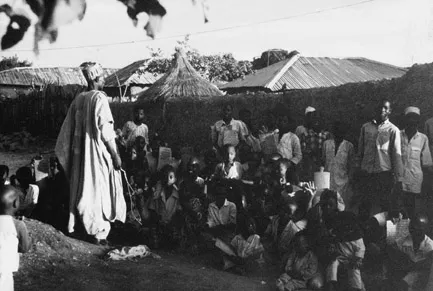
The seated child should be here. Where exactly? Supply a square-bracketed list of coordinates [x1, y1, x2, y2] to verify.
[202, 149, 218, 180]
[277, 230, 324, 291]
[266, 190, 309, 255]
[226, 214, 265, 273]
[0, 185, 31, 291]
[146, 133, 165, 179]
[384, 213, 433, 291]
[0, 165, 9, 186]
[179, 157, 207, 249]
[147, 165, 182, 248]
[12, 167, 39, 218]
[204, 184, 237, 269]
[214, 144, 243, 180]
[126, 136, 149, 181]
[320, 190, 365, 291]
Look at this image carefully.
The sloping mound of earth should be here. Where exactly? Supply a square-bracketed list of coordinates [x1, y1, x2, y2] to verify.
[15, 219, 273, 291]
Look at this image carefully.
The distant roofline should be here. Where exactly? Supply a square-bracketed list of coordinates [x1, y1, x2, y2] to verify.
[220, 53, 407, 91]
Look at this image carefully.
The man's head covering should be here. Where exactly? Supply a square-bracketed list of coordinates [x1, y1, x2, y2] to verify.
[404, 106, 420, 116]
[305, 106, 316, 115]
[80, 62, 103, 81]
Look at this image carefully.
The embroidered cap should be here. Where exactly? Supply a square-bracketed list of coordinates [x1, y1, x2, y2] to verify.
[80, 62, 104, 81]
[305, 106, 316, 115]
[404, 106, 420, 116]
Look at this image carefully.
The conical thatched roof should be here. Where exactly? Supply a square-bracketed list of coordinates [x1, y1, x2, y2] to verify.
[137, 48, 224, 102]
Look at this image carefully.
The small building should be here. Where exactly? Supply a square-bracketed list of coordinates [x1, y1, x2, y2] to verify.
[0, 66, 117, 99]
[135, 47, 224, 131]
[103, 60, 162, 99]
[219, 51, 408, 94]
[137, 48, 224, 103]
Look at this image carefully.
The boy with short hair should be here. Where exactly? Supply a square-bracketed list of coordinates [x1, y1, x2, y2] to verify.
[205, 184, 238, 270]
[384, 213, 433, 291]
[122, 106, 149, 151]
[211, 104, 248, 155]
[0, 185, 31, 291]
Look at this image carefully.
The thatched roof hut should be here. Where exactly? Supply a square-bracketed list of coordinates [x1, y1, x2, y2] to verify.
[137, 47, 224, 103]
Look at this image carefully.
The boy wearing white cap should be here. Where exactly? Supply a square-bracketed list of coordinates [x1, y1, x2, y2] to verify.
[398, 106, 432, 219]
[295, 106, 330, 181]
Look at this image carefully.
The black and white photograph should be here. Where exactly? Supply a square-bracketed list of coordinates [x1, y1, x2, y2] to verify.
[0, 0, 433, 290]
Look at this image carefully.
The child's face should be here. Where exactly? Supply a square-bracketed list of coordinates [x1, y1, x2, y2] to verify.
[409, 221, 426, 243]
[321, 197, 338, 218]
[187, 162, 200, 178]
[167, 171, 176, 186]
[138, 139, 146, 151]
[226, 147, 236, 163]
[135, 110, 145, 123]
[215, 195, 226, 208]
[279, 163, 288, 178]
[131, 148, 138, 161]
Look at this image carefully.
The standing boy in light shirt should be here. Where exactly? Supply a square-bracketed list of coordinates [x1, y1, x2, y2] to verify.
[122, 106, 149, 151]
[357, 99, 403, 219]
[398, 107, 433, 219]
[277, 115, 302, 170]
[0, 185, 31, 291]
[211, 104, 248, 156]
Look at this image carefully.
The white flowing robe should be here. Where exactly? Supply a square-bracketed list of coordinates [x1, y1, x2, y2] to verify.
[323, 139, 354, 207]
[55, 90, 126, 236]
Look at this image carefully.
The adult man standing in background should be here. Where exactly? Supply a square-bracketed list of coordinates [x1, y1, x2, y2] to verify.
[357, 99, 403, 219]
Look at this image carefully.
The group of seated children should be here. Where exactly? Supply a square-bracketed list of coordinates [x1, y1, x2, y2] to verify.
[118, 125, 433, 291]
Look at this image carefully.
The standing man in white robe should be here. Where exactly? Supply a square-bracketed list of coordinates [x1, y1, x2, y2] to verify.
[55, 62, 126, 245]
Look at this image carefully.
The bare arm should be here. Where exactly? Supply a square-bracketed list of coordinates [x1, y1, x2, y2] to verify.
[14, 219, 31, 253]
[105, 139, 122, 170]
[291, 135, 303, 165]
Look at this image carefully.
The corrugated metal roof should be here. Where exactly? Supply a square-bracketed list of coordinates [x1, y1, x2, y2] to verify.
[0, 67, 118, 87]
[104, 59, 162, 88]
[220, 54, 408, 92]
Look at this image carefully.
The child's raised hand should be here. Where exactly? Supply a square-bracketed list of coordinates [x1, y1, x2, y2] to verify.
[302, 181, 316, 195]
[196, 177, 205, 186]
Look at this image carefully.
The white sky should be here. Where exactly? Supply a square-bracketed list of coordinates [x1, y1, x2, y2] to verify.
[1, 0, 433, 68]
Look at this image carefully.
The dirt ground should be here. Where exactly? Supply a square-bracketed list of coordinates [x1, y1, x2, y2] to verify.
[15, 219, 386, 291]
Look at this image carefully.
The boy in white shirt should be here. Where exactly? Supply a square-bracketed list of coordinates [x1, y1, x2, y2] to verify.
[0, 185, 31, 291]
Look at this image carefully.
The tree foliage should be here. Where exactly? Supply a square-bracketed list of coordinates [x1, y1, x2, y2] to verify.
[145, 36, 253, 83]
[252, 49, 299, 70]
[0, 56, 32, 72]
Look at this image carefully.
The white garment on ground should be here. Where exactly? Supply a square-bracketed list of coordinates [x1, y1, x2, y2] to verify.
[107, 245, 160, 260]
[323, 139, 354, 206]
[55, 90, 126, 238]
